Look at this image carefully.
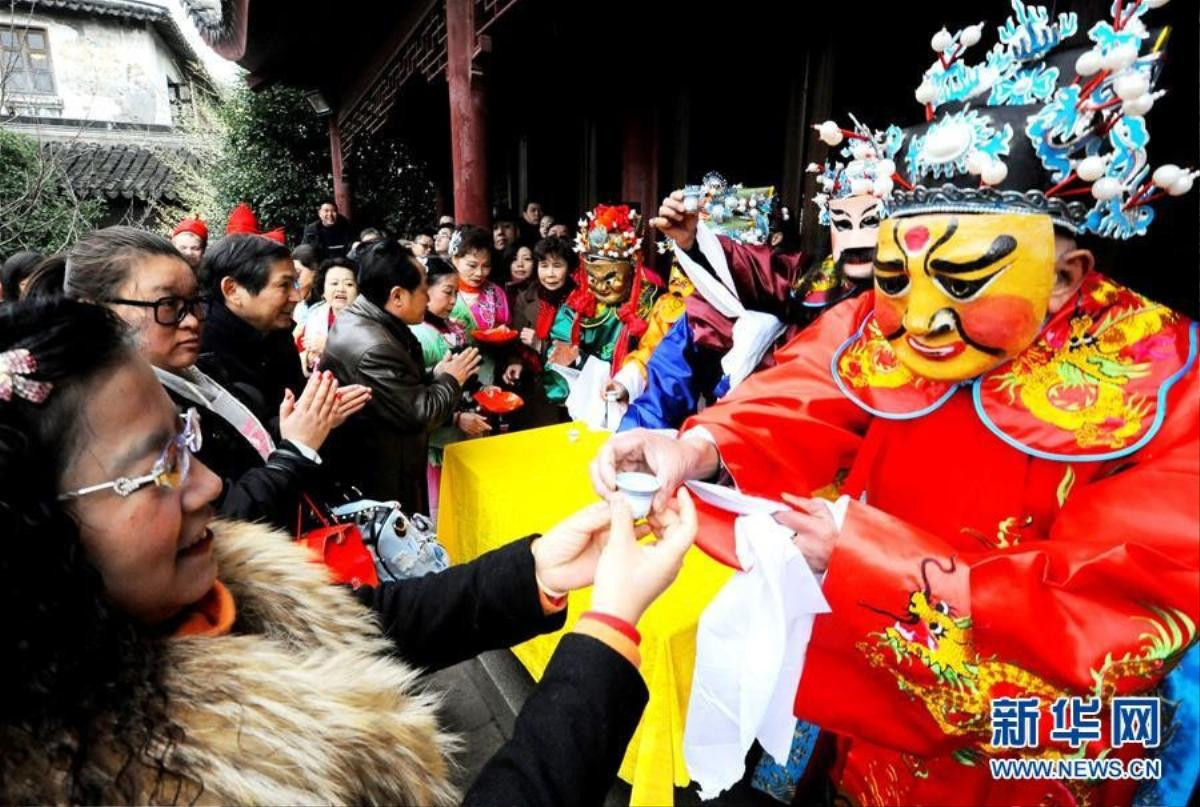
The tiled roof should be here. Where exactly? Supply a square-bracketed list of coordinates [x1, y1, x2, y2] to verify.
[44, 141, 193, 201]
[14, 0, 168, 21]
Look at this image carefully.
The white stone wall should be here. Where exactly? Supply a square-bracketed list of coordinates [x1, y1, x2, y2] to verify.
[2, 10, 186, 126]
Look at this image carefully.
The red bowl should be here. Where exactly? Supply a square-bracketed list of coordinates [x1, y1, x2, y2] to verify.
[473, 326, 519, 344]
[473, 389, 525, 414]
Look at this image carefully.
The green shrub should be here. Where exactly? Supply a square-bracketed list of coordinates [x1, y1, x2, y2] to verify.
[0, 129, 102, 256]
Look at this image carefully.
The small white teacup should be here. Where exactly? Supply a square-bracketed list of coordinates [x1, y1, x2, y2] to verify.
[614, 471, 661, 520]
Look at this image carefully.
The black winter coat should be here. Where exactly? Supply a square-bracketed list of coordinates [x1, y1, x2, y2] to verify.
[357, 536, 649, 807]
[197, 301, 307, 438]
[301, 216, 354, 259]
[319, 296, 461, 514]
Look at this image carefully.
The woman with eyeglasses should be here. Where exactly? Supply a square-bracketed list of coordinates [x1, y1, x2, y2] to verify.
[0, 295, 696, 805]
[63, 226, 369, 529]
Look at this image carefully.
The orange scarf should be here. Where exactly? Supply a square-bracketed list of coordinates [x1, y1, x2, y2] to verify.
[170, 581, 236, 638]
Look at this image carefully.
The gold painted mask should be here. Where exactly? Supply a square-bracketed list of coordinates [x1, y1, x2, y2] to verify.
[585, 258, 634, 306]
[872, 213, 1055, 382]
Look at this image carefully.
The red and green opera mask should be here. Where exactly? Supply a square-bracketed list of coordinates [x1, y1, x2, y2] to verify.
[872, 212, 1055, 382]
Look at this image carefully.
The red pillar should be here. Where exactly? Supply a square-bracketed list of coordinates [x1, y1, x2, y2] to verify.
[621, 111, 658, 255]
[445, 0, 489, 226]
[329, 117, 353, 221]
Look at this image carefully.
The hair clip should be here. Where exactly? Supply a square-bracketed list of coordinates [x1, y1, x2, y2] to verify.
[0, 348, 53, 404]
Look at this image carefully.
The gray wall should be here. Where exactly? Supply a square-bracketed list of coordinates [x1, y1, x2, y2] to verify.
[1, 11, 188, 126]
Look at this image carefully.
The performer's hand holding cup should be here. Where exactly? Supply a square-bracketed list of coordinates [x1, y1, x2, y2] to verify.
[650, 189, 701, 251]
[601, 380, 629, 403]
[590, 428, 719, 512]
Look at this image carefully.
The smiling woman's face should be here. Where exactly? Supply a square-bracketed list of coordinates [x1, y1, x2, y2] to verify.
[110, 254, 205, 373]
[60, 356, 223, 625]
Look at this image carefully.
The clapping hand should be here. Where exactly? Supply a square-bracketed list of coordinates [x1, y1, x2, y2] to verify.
[435, 347, 482, 385]
[279, 370, 340, 450]
[332, 384, 372, 426]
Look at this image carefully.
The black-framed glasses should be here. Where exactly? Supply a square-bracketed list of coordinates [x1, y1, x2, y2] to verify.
[103, 295, 209, 326]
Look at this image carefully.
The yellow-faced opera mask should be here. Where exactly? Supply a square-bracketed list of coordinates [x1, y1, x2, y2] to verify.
[667, 264, 695, 297]
[872, 213, 1055, 382]
[585, 258, 634, 306]
[828, 194, 884, 281]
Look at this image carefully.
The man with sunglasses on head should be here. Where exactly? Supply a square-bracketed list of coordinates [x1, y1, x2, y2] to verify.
[64, 226, 370, 529]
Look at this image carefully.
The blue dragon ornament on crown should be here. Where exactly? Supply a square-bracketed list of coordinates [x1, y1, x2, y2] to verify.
[890, 0, 1195, 240]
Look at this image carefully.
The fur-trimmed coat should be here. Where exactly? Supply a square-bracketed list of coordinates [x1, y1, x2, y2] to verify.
[163, 520, 458, 805]
[8, 520, 649, 807]
[87, 521, 458, 805]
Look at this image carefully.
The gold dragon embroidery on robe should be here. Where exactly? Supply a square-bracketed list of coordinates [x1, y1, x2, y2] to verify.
[990, 279, 1177, 450]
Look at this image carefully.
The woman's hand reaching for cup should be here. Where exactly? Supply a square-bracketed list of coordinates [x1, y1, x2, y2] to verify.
[531, 502, 651, 595]
[530, 488, 697, 615]
[590, 489, 697, 625]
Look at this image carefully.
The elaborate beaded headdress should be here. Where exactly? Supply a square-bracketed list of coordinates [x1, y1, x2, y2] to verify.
[575, 204, 642, 262]
[887, 0, 1193, 239]
[808, 115, 904, 226]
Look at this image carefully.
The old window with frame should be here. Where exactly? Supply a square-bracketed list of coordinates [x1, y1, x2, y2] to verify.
[0, 26, 56, 96]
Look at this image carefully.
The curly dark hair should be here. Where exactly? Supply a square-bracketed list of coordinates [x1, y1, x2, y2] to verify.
[0, 297, 196, 803]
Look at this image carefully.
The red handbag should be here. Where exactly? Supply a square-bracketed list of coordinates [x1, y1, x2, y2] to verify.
[295, 493, 379, 588]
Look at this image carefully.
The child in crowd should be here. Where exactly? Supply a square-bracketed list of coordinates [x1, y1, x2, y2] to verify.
[449, 225, 511, 385]
[502, 236, 576, 426]
[412, 256, 467, 361]
[412, 257, 493, 518]
[295, 258, 359, 374]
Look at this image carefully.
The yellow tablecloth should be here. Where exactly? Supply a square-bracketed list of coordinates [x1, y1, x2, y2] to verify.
[438, 422, 733, 806]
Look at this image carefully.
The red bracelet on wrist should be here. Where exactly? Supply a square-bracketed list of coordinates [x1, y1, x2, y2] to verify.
[581, 611, 641, 645]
